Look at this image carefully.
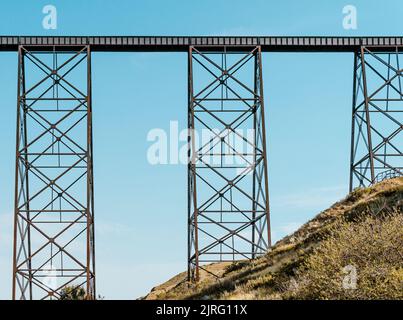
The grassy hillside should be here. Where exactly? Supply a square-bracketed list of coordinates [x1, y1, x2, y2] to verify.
[145, 177, 403, 300]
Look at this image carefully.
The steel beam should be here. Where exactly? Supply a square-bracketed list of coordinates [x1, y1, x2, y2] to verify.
[12, 45, 95, 300]
[2, 36, 403, 52]
[187, 46, 271, 281]
[350, 46, 403, 190]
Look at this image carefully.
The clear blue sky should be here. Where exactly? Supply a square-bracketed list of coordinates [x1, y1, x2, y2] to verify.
[0, 0, 402, 299]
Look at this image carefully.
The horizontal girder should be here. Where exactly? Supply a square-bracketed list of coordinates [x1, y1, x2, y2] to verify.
[2, 36, 403, 52]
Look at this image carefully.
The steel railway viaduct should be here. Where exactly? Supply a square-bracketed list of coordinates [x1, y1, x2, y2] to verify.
[2, 36, 402, 299]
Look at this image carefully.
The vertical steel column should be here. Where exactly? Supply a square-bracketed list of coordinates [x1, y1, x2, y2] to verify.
[12, 45, 95, 300]
[349, 52, 359, 193]
[350, 46, 403, 190]
[187, 46, 271, 281]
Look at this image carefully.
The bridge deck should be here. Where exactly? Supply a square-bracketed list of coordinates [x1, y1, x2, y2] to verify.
[1, 36, 403, 52]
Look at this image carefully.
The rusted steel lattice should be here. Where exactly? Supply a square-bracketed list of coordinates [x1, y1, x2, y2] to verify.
[188, 46, 271, 281]
[12, 45, 95, 299]
[350, 46, 403, 191]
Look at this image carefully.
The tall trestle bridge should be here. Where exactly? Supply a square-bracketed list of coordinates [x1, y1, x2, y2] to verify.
[2, 36, 402, 299]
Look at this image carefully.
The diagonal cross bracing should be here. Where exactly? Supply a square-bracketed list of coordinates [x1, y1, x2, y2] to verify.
[187, 46, 271, 281]
[12, 45, 95, 300]
[350, 46, 403, 190]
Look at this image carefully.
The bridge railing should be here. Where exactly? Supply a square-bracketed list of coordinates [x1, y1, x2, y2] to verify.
[374, 170, 403, 183]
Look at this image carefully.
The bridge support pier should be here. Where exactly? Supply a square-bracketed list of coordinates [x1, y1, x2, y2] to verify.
[12, 45, 95, 299]
[350, 46, 403, 191]
[187, 46, 271, 281]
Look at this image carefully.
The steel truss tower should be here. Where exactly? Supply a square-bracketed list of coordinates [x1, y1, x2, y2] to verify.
[12, 45, 95, 299]
[350, 46, 403, 191]
[188, 46, 271, 281]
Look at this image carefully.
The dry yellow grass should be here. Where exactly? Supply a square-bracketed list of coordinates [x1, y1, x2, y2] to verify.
[144, 177, 403, 300]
